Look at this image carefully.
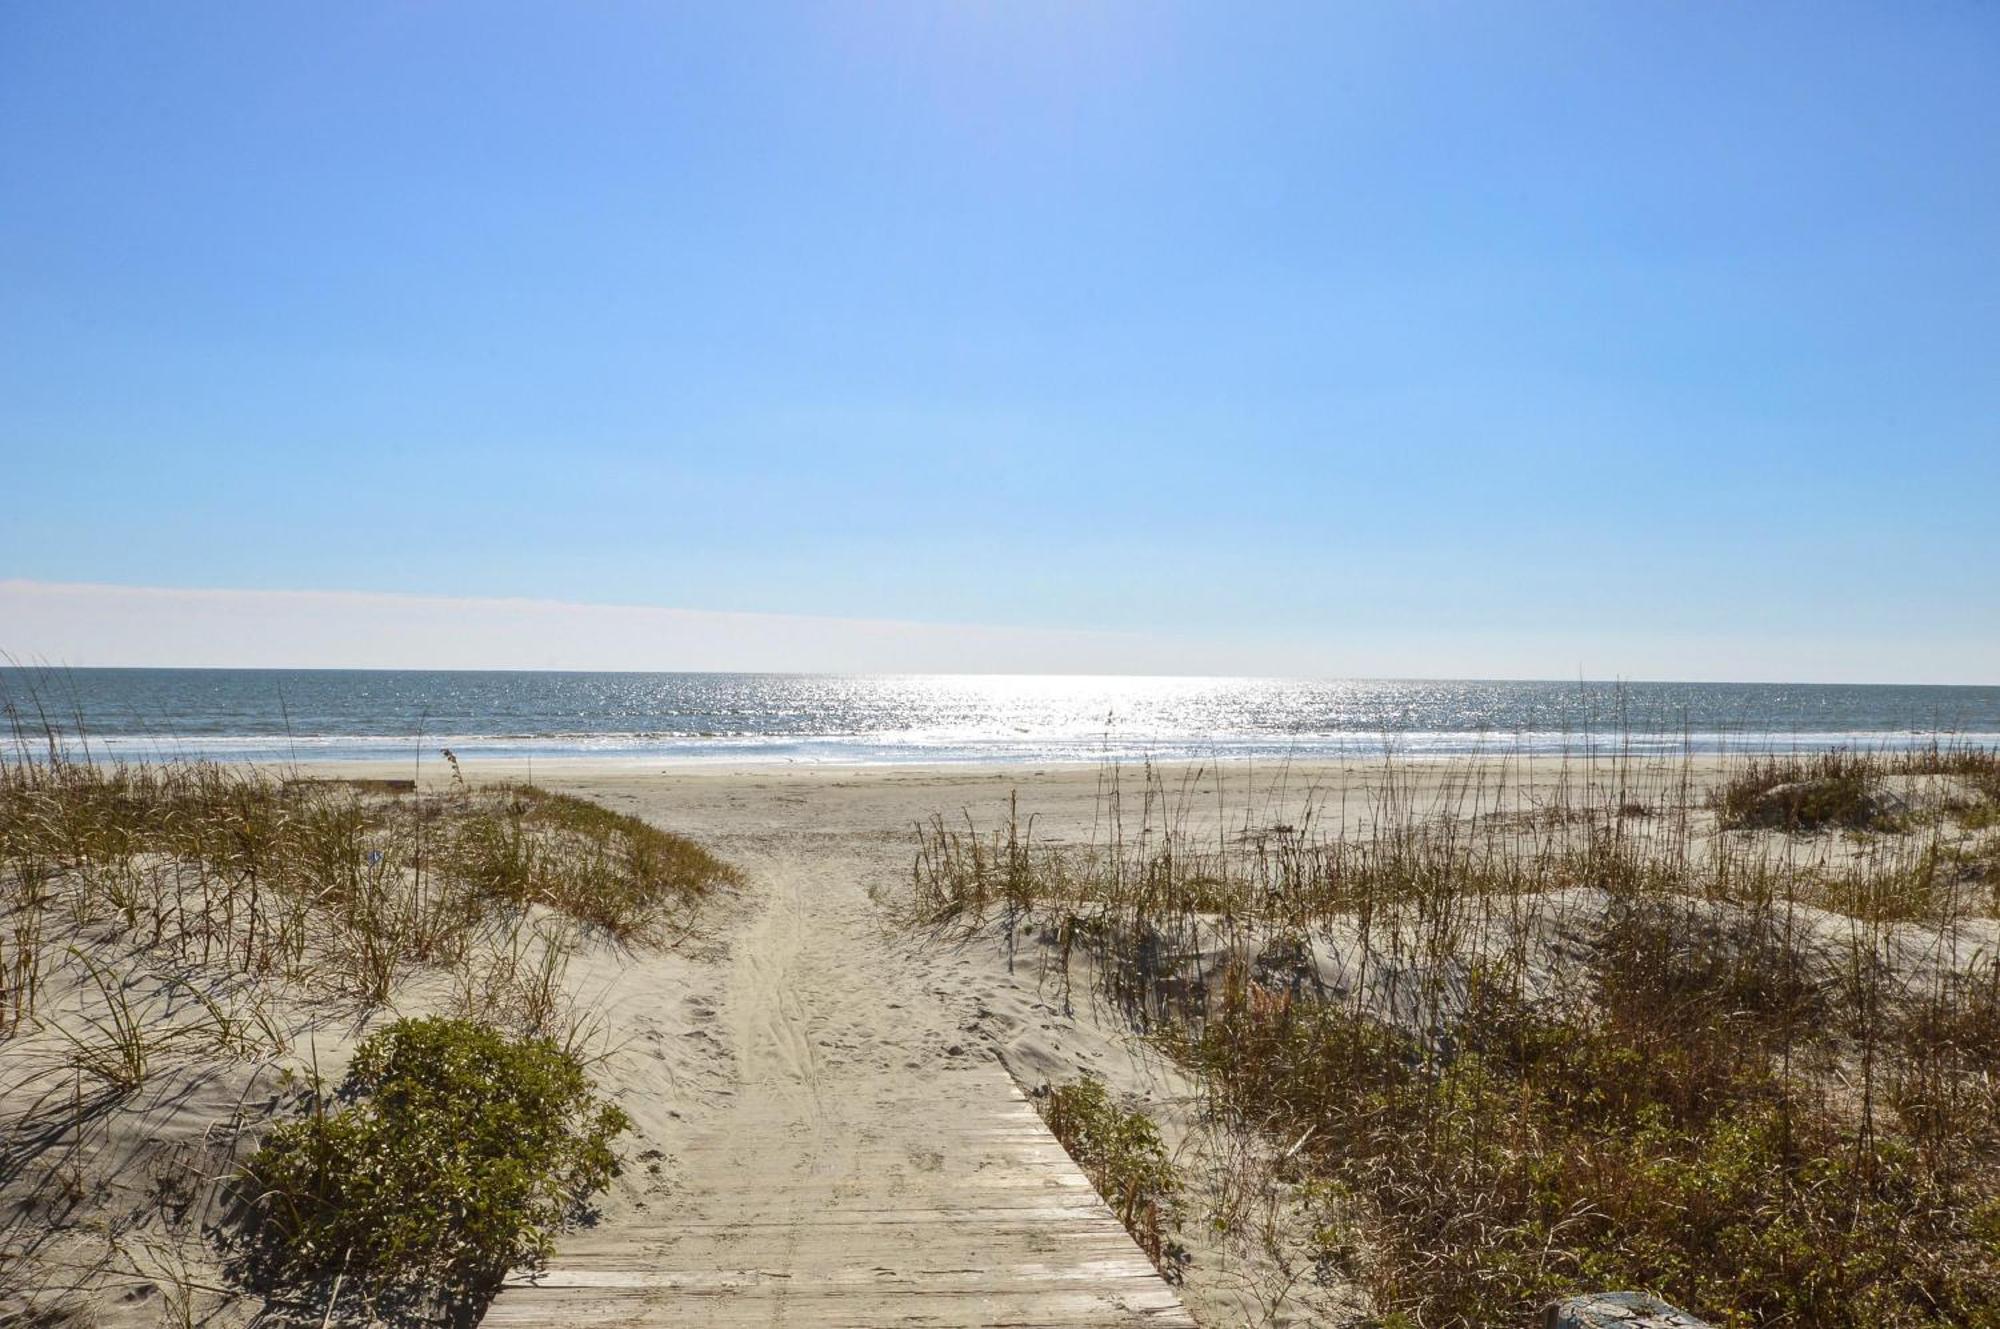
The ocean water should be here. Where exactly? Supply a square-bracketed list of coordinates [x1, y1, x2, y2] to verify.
[2, 669, 1997, 766]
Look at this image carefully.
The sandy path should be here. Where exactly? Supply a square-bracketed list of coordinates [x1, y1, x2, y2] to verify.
[481, 780, 1196, 1327]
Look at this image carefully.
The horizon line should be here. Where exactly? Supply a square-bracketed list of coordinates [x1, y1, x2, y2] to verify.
[3, 661, 1999, 692]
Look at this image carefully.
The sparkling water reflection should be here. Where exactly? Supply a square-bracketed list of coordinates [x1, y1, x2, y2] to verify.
[3, 670, 1996, 765]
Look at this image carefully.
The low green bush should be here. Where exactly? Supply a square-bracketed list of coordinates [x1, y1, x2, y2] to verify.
[241, 1016, 629, 1315]
[1043, 1075, 1184, 1276]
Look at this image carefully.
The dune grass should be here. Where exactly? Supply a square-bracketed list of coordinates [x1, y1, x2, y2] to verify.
[0, 750, 736, 1320]
[913, 749, 2000, 1328]
[1710, 743, 2000, 832]
[444, 783, 736, 939]
[1, 755, 737, 1036]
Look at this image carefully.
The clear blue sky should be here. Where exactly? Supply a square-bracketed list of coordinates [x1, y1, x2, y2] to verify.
[2, 3, 1996, 679]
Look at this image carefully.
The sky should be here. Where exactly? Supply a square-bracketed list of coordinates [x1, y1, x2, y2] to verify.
[2, 3, 1996, 681]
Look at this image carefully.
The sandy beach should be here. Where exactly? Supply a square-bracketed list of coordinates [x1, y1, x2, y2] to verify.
[10, 749, 1995, 1325]
[287, 753, 1735, 1327]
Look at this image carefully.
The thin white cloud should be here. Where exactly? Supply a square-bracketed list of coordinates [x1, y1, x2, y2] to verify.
[1, 580, 1992, 683]
[0, 579, 1240, 674]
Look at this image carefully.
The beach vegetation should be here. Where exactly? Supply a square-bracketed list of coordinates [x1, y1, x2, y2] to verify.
[1710, 743, 2000, 833]
[1041, 1074, 1185, 1278]
[0, 748, 732, 1320]
[239, 1016, 629, 1317]
[443, 783, 733, 940]
[913, 746, 2000, 1328]
[0, 755, 736, 1034]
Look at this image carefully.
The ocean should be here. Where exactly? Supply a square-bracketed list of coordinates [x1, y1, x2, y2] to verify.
[2, 669, 1997, 766]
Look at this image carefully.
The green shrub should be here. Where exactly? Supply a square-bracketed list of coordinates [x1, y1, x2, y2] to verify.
[241, 1017, 629, 1314]
[1043, 1075, 1184, 1276]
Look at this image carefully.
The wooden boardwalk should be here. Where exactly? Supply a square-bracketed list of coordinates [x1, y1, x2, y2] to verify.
[485, 1064, 1196, 1327]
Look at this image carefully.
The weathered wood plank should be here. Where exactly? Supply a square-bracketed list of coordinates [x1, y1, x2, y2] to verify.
[484, 1066, 1195, 1327]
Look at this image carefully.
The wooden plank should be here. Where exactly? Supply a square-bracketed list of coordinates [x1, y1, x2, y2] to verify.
[484, 1066, 1195, 1327]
